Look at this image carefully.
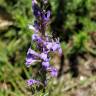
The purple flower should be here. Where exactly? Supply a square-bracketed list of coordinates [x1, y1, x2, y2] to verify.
[40, 52, 48, 61]
[32, 34, 44, 44]
[52, 42, 61, 51]
[26, 57, 37, 67]
[27, 79, 40, 86]
[47, 67, 58, 77]
[27, 48, 39, 56]
[32, 34, 38, 41]
[46, 42, 53, 50]
[42, 61, 50, 68]
[44, 39, 62, 54]
[25, 48, 40, 67]
[43, 10, 50, 22]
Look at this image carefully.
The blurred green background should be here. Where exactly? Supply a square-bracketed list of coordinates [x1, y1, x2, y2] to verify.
[0, 0, 96, 96]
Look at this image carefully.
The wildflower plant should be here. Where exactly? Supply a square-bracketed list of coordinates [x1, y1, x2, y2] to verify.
[25, 0, 62, 91]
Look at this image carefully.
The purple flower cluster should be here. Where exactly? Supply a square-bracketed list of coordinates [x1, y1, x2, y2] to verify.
[26, 0, 62, 86]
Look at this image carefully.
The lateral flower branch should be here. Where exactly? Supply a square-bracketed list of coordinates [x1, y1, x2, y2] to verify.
[25, 0, 62, 87]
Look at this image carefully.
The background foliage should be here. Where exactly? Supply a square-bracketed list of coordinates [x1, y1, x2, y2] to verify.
[0, 0, 96, 96]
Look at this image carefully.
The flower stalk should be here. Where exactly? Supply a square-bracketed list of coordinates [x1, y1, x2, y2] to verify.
[25, 0, 62, 88]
